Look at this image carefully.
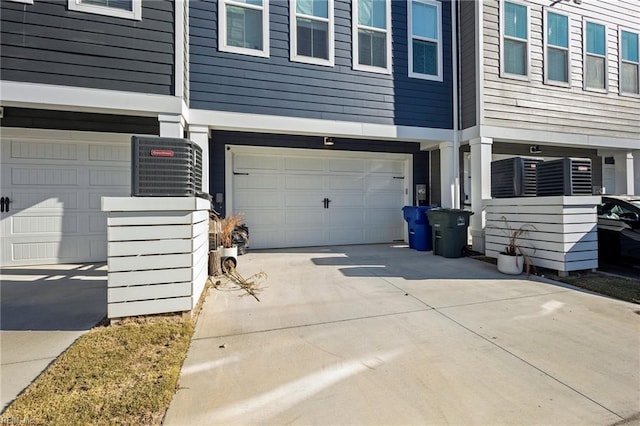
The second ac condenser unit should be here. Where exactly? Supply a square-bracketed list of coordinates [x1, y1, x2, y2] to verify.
[131, 136, 203, 197]
[491, 157, 543, 198]
[536, 157, 592, 196]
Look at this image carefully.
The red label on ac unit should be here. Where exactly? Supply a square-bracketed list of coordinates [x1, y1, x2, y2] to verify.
[151, 149, 175, 157]
[578, 166, 588, 171]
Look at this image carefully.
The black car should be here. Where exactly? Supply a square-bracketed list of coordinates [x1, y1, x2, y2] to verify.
[597, 195, 640, 261]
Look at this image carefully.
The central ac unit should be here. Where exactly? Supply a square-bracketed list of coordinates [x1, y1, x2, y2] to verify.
[536, 157, 592, 196]
[131, 136, 203, 197]
[491, 157, 543, 198]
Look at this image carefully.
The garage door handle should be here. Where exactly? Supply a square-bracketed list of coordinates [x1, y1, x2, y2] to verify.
[1, 197, 9, 213]
[322, 198, 332, 209]
[0, 197, 4, 212]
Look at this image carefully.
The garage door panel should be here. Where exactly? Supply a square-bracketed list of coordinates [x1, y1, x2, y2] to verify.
[235, 155, 282, 171]
[365, 209, 401, 226]
[9, 190, 79, 210]
[331, 194, 364, 207]
[12, 214, 78, 234]
[285, 193, 322, 208]
[371, 159, 404, 174]
[235, 191, 283, 208]
[235, 174, 279, 189]
[366, 193, 405, 208]
[285, 209, 323, 226]
[367, 176, 403, 191]
[242, 210, 283, 226]
[285, 157, 323, 172]
[11, 140, 78, 160]
[89, 168, 130, 186]
[328, 210, 365, 226]
[285, 229, 324, 246]
[90, 213, 108, 233]
[328, 229, 364, 244]
[328, 175, 365, 190]
[12, 167, 78, 186]
[285, 175, 323, 190]
[89, 144, 129, 162]
[328, 158, 365, 173]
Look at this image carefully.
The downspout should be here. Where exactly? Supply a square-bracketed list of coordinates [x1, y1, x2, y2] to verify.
[452, 0, 460, 208]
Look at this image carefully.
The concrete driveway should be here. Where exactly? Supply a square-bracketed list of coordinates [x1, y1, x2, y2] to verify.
[164, 244, 640, 425]
[0, 263, 107, 411]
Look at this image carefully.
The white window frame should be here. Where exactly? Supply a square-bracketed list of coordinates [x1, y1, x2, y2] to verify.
[499, 0, 530, 80]
[68, 0, 141, 20]
[290, 0, 335, 66]
[619, 27, 640, 97]
[352, 0, 392, 74]
[219, 0, 270, 58]
[543, 8, 571, 87]
[583, 19, 608, 92]
[407, 0, 442, 81]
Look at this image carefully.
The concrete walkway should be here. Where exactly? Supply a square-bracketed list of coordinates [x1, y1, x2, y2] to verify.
[164, 244, 640, 425]
[0, 263, 107, 411]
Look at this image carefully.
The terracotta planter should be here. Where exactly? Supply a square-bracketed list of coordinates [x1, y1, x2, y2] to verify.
[497, 253, 524, 275]
[220, 246, 238, 272]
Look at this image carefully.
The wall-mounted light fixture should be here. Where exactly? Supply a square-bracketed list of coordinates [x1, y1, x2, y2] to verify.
[530, 145, 542, 154]
[323, 137, 334, 146]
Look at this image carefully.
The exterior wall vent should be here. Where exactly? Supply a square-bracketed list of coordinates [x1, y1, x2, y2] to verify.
[536, 157, 593, 196]
[491, 157, 543, 198]
[131, 136, 203, 197]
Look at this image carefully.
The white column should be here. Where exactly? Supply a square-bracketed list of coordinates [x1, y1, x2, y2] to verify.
[158, 114, 184, 138]
[439, 141, 455, 208]
[469, 137, 493, 253]
[624, 151, 635, 195]
[634, 150, 640, 196]
[188, 125, 210, 193]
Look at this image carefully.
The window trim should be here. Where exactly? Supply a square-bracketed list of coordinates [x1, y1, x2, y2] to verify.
[67, 0, 141, 20]
[500, 0, 530, 80]
[219, 0, 270, 58]
[352, 0, 392, 74]
[290, 0, 335, 67]
[9, 0, 33, 4]
[583, 19, 608, 92]
[407, 0, 443, 81]
[619, 27, 640, 97]
[543, 8, 571, 87]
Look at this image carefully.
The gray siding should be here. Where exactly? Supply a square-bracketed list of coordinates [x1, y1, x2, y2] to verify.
[482, 0, 640, 140]
[459, 0, 477, 130]
[190, 0, 454, 129]
[0, 0, 175, 95]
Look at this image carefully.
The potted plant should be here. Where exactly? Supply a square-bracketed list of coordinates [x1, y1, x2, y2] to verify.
[215, 212, 245, 272]
[492, 216, 536, 275]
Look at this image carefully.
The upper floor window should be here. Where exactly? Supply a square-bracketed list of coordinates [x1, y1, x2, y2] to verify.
[584, 21, 607, 90]
[545, 10, 570, 85]
[408, 0, 442, 81]
[353, 0, 391, 74]
[219, 0, 270, 58]
[501, 1, 529, 78]
[68, 0, 141, 20]
[290, 0, 334, 66]
[620, 30, 639, 95]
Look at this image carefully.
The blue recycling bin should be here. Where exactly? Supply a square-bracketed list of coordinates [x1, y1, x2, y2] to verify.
[402, 206, 433, 251]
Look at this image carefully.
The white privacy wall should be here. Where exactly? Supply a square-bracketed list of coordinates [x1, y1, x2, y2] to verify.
[102, 197, 210, 319]
[485, 196, 600, 274]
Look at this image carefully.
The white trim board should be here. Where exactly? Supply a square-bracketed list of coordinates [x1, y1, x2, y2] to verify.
[190, 108, 453, 143]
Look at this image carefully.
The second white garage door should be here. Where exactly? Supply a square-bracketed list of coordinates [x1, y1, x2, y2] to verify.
[228, 146, 412, 249]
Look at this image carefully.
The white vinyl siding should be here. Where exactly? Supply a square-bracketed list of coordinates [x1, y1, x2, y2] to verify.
[68, 0, 141, 20]
[219, 0, 270, 58]
[500, 0, 529, 79]
[353, 0, 392, 74]
[544, 10, 570, 86]
[408, 0, 443, 81]
[584, 20, 607, 91]
[290, 0, 334, 66]
[620, 29, 639, 95]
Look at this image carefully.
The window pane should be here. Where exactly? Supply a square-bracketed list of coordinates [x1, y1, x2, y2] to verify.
[504, 2, 527, 39]
[586, 22, 605, 55]
[621, 62, 639, 93]
[622, 31, 639, 63]
[585, 55, 605, 89]
[84, 0, 133, 11]
[548, 47, 568, 82]
[297, 18, 329, 59]
[227, 5, 263, 50]
[412, 1, 437, 39]
[413, 39, 437, 75]
[547, 12, 568, 48]
[358, 29, 386, 67]
[296, 0, 328, 18]
[359, 0, 386, 29]
[504, 39, 526, 75]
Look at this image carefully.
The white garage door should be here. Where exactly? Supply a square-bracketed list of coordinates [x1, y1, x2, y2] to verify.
[0, 129, 130, 266]
[229, 146, 411, 249]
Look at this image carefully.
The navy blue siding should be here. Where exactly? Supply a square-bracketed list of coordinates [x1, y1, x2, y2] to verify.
[209, 131, 430, 215]
[0, 0, 175, 95]
[190, 0, 453, 128]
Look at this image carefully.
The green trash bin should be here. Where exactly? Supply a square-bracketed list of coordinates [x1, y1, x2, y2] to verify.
[426, 208, 474, 258]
